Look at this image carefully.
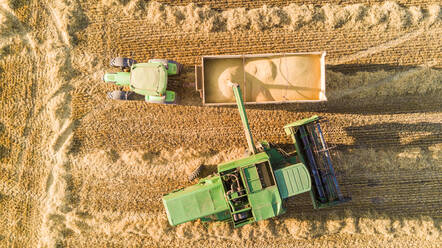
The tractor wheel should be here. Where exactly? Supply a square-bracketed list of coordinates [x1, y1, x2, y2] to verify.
[107, 90, 129, 100]
[110, 57, 136, 69]
[188, 164, 204, 182]
[168, 60, 183, 74]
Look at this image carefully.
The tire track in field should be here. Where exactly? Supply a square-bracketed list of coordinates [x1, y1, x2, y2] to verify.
[330, 27, 442, 66]
[66, 165, 442, 246]
[75, 167, 441, 217]
[329, 27, 439, 65]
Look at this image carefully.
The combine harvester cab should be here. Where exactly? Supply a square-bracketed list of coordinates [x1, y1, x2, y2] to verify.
[163, 82, 350, 228]
[216, 152, 312, 227]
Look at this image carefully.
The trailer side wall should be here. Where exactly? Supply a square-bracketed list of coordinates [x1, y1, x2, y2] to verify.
[202, 52, 326, 105]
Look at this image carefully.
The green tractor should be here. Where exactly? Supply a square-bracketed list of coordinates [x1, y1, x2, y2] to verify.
[103, 57, 183, 104]
[163, 82, 350, 228]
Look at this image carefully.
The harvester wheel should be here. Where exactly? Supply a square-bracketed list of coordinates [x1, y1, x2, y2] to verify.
[107, 90, 129, 100]
[110, 57, 136, 69]
[188, 164, 204, 182]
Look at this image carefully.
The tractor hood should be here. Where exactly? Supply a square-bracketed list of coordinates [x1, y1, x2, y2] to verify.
[162, 176, 229, 226]
[130, 63, 167, 96]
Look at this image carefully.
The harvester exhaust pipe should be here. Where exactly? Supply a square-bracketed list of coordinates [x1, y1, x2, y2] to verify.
[229, 81, 257, 155]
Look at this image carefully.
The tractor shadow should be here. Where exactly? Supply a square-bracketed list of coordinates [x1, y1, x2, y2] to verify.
[105, 63, 441, 115]
[229, 64, 442, 115]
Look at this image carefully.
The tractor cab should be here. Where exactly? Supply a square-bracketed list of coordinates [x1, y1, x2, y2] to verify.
[129, 63, 169, 102]
[103, 58, 182, 103]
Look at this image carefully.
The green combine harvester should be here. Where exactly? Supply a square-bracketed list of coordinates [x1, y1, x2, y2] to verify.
[163, 82, 350, 228]
[103, 57, 182, 103]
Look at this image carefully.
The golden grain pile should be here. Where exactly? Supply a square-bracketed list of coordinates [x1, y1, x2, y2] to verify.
[0, 0, 441, 247]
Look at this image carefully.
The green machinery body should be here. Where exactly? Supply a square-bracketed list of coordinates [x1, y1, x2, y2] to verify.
[163, 83, 350, 227]
[103, 59, 180, 103]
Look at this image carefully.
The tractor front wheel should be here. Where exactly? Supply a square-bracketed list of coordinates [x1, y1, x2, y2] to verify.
[168, 60, 183, 74]
[110, 57, 136, 69]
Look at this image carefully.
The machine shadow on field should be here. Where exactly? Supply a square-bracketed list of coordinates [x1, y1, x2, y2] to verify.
[230, 64, 442, 115]
[275, 163, 442, 236]
[82, 64, 441, 115]
[326, 64, 420, 74]
[342, 122, 442, 149]
[267, 120, 441, 224]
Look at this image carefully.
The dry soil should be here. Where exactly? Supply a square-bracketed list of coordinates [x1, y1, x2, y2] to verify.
[0, 0, 441, 247]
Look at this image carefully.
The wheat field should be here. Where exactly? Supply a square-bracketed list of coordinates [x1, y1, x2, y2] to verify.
[0, 0, 441, 247]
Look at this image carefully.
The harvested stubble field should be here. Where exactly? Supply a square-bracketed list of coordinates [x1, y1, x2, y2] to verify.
[0, 0, 441, 247]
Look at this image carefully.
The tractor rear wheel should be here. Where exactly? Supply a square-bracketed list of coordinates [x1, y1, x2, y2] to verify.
[110, 57, 136, 69]
[168, 60, 183, 74]
[188, 164, 204, 182]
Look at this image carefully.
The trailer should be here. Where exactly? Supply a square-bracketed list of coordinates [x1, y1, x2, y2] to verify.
[195, 52, 326, 105]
